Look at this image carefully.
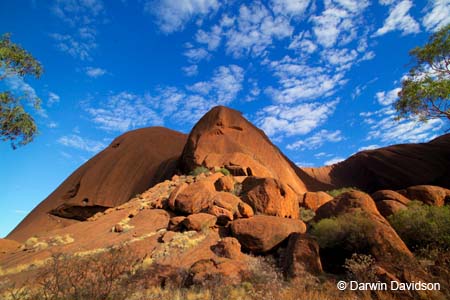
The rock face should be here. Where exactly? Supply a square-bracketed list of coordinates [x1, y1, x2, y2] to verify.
[398, 185, 450, 206]
[179, 106, 308, 194]
[282, 233, 322, 277]
[372, 190, 410, 217]
[300, 134, 450, 192]
[371, 190, 410, 205]
[183, 213, 217, 231]
[8, 127, 187, 242]
[376, 200, 407, 218]
[241, 177, 300, 219]
[168, 181, 215, 214]
[230, 215, 306, 253]
[300, 191, 333, 211]
[314, 191, 414, 277]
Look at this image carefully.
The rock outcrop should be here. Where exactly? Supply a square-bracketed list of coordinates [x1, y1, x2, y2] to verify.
[300, 134, 450, 192]
[314, 191, 415, 277]
[8, 127, 187, 242]
[230, 215, 306, 253]
[179, 106, 308, 194]
[282, 233, 322, 278]
[372, 190, 410, 217]
[398, 185, 450, 207]
[241, 177, 300, 218]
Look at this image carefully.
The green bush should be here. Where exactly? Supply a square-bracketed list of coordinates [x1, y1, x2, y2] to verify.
[388, 204, 450, 252]
[189, 166, 210, 176]
[311, 212, 375, 252]
[218, 167, 230, 176]
[299, 208, 315, 222]
[326, 187, 360, 198]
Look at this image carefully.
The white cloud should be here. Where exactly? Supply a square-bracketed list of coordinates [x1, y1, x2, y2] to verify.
[85, 67, 107, 78]
[225, 2, 293, 57]
[58, 134, 107, 153]
[358, 144, 380, 151]
[48, 92, 60, 106]
[373, 0, 420, 36]
[289, 31, 317, 54]
[51, 1, 104, 60]
[146, 0, 220, 33]
[85, 92, 164, 132]
[52, 0, 104, 26]
[187, 65, 244, 104]
[287, 129, 343, 150]
[270, 0, 311, 16]
[265, 56, 347, 103]
[255, 100, 339, 137]
[324, 156, 345, 165]
[311, 0, 369, 48]
[422, 0, 450, 32]
[50, 33, 97, 60]
[182, 65, 199, 76]
[314, 152, 328, 158]
[147, 65, 245, 126]
[375, 87, 401, 105]
[184, 47, 211, 63]
[196, 25, 222, 50]
[4, 75, 38, 102]
[361, 107, 445, 143]
[47, 121, 58, 128]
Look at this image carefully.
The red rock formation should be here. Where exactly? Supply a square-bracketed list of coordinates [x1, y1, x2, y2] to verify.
[230, 215, 306, 253]
[180, 106, 308, 194]
[398, 185, 450, 206]
[8, 127, 187, 242]
[300, 134, 450, 192]
[241, 177, 300, 219]
[282, 233, 322, 277]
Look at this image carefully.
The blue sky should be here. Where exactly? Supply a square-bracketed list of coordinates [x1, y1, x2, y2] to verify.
[0, 0, 449, 238]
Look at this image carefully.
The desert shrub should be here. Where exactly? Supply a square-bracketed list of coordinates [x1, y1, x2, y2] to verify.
[344, 253, 378, 282]
[299, 208, 315, 222]
[388, 203, 450, 252]
[218, 167, 231, 176]
[189, 166, 210, 176]
[311, 212, 375, 251]
[231, 182, 243, 196]
[311, 212, 375, 274]
[36, 245, 139, 300]
[326, 187, 360, 198]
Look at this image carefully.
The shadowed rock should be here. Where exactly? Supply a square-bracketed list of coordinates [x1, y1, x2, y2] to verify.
[8, 127, 187, 242]
[300, 134, 450, 192]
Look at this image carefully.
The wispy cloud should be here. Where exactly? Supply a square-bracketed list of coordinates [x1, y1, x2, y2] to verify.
[224, 2, 293, 57]
[85, 92, 163, 132]
[85, 67, 107, 78]
[287, 129, 343, 150]
[373, 0, 420, 36]
[48, 92, 60, 106]
[50, 31, 97, 60]
[255, 100, 339, 138]
[361, 107, 444, 143]
[182, 65, 199, 76]
[264, 56, 347, 103]
[51, 0, 105, 60]
[324, 156, 345, 165]
[375, 87, 401, 106]
[422, 0, 450, 32]
[146, 0, 220, 33]
[58, 134, 107, 153]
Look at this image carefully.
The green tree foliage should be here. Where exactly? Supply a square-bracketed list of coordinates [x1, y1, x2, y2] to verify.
[0, 33, 43, 149]
[395, 24, 450, 122]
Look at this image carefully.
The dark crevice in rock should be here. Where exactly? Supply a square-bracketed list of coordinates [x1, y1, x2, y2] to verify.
[49, 204, 110, 221]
